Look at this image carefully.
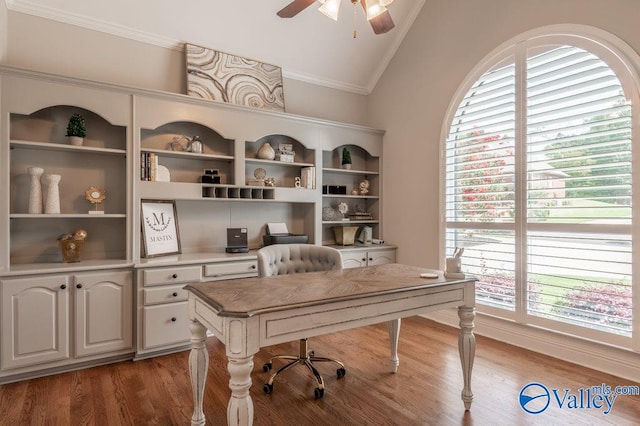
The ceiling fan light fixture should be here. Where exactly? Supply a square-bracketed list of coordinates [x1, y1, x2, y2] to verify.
[277, 0, 395, 37]
[365, 0, 387, 21]
[319, 0, 341, 21]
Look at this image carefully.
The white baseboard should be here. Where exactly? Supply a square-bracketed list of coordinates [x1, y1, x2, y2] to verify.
[424, 310, 640, 383]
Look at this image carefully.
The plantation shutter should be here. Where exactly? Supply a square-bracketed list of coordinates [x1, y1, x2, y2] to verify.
[525, 45, 632, 336]
[445, 43, 633, 340]
[445, 59, 517, 310]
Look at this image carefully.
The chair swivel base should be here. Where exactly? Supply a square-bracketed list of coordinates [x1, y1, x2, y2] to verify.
[262, 338, 346, 399]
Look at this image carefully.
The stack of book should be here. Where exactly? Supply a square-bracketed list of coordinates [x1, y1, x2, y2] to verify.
[300, 166, 315, 189]
[140, 152, 159, 181]
[349, 212, 373, 221]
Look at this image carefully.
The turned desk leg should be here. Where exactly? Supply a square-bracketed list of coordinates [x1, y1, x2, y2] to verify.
[458, 306, 476, 410]
[387, 318, 401, 373]
[189, 320, 209, 426]
[227, 356, 254, 426]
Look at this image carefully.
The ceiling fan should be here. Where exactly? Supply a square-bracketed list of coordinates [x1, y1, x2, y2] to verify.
[277, 0, 396, 37]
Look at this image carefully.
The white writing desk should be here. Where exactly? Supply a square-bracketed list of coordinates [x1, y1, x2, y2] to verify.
[185, 263, 476, 426]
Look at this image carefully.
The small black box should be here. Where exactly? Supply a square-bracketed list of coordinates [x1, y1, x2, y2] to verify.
[325, 185, 347, 195]
[226, 228, 248, 253]
[200, 175, 221, 184]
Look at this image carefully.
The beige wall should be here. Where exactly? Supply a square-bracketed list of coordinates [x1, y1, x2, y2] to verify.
[5, 11, 368, 126]
[0, 2, 7, 62]
[368, 0, 640, 268]
[7, 12, 184, 93]
[283, 77, 368, 126]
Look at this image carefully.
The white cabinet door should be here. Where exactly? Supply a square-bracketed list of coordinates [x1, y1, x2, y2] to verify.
[74, 271, 133, 357]
[341, 251, 368, 269]
[368, 249, 396, 267]
[341, 248, 397, 269]
[342, 248, 396, 269]
[1, 275, 70, 370]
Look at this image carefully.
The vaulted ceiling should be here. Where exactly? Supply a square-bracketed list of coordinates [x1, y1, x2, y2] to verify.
[6, 0, 426, 94]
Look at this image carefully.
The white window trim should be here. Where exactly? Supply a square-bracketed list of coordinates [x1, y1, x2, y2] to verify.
[437, 25, 640, 376]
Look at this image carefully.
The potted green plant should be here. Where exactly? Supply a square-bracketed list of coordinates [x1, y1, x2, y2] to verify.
[66, 113, 87, 146]
[341, 147, 352, 170]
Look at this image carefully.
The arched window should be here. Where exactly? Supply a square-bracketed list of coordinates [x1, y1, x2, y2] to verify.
[443, 27, 638, 348]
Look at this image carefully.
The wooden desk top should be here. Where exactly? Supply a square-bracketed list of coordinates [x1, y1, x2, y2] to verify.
[184, 263, 474, 318]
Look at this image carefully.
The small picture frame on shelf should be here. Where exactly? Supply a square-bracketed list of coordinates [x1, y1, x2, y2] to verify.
[141, 200, 181, 257]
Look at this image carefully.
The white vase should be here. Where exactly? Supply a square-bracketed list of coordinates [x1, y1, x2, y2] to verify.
[257, 142, 276, 160]
[27, 167, 44, 214]
[44, 174, 62, 214]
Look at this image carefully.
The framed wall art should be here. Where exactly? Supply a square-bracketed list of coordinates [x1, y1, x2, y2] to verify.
[185, 43, 285, 112]
[141, 200, 181, 257]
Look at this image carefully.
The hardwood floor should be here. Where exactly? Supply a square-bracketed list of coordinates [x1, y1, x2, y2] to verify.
[1, 316, 639, 425]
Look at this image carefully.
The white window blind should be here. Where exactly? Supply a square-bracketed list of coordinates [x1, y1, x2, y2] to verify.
[445, 43, 633, 342]
[445, 60, 516, 224]
[445, 58, 517, 311]
[525, 45, 631, 336]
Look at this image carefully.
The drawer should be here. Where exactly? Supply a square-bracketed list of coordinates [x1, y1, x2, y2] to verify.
[143, 265, 202, 286]
[143, 303, 190, 349]
[143, 284, 188, 305]
[203, 260, 257, 279]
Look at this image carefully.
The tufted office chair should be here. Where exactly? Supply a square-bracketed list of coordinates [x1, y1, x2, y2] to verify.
[257, 243, 346, 399]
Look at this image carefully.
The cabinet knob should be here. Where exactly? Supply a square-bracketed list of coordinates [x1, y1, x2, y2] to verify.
[251, 265, 256, 269]
[172, 273, 178, 279]
[369, 257, 373, 261]
[171, 317, 177, 322]
[362, 258, 367, 262]
[60, 284, 67, 290]
[172, 292, 178, 297]
[76, 283, 83, 289]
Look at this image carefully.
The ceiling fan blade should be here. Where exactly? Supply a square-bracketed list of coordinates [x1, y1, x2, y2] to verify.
[359, 0, 395, 34]
[277, 0, 317, 18]
[369, 10, 395, 34]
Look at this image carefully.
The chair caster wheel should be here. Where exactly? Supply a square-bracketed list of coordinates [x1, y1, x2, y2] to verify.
[263, 363, 272, 372]
[336, 367, 346, 378]
[314, 387, 324, 399]
[264, 383, 273, 394]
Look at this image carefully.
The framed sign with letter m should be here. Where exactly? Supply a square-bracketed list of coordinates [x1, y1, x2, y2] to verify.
[141, 200, 181, 257]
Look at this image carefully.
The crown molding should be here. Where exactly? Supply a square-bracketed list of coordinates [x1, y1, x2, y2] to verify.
[282, 69, 370, 95]
[6, 0, 180, 49]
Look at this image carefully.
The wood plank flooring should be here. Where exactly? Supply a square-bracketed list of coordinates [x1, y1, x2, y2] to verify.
[1, 316, 639, 425]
